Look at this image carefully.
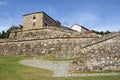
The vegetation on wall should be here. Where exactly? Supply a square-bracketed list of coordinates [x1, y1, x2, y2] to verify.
[92, 30, 111, 35]
[0, 31, 9, 39]
[0, 25, 22, 39]
[0, 25, 111, 39]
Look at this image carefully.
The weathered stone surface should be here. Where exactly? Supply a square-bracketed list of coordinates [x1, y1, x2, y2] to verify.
[69, 33, 120, 72]
[0, 27, 120, 72]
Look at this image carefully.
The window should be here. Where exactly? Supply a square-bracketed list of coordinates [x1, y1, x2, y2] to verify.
[33, 15, 36, 19]
[33, 22, 36, 26]
[45, 23, 48, 26]
[45, 18, 47, 21]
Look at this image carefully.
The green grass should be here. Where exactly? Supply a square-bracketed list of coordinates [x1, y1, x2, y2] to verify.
[0, 56, 120, 80]
[74, 70, 120, 74]
[0, 56, 53, 80]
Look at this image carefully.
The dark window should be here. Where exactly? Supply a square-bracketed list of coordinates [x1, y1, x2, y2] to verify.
[33, 15, 36, 19]
[45, 23, 48, 26]
[33, 22, 36, 26]
[45, 18, 47, 21]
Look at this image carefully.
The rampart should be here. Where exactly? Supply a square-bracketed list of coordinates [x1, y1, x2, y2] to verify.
[0, 26, 98, 56]
[0, 26, 119, 72]
[69, 32, 120, 72]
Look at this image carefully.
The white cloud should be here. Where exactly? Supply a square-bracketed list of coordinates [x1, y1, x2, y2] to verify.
[60, 12, 120, 31]
[60, 12, 99, 28]
[0, 1, 7, 6]
[0, 26, 7, 32]
[0, 13, 22, 32]
[47, 5, 57, 15]
[95, 24, 120, 32]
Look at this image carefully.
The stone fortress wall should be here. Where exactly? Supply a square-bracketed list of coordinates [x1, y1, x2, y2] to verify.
[0, 27, 119, 72]
[69, 32, 120, 72]
[0, 11, 120, 72]
[0, 26, 98, 56]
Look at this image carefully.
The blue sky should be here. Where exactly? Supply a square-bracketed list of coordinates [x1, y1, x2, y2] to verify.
[0, 0, 120, 32]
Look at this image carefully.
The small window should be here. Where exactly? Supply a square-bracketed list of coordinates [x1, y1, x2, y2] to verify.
[45, 23, 48, 26]
[33, 15, 36, 19]
[33, 22, 36, 26]
[45, 18, 47, 21]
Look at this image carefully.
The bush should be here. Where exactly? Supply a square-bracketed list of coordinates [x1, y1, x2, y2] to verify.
[0, 25, 22, 39]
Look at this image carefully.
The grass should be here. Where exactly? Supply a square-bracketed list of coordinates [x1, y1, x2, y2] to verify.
[0, 56, 53, 80]
[74, 70, 120, 74]
[0, 56, 120, 80]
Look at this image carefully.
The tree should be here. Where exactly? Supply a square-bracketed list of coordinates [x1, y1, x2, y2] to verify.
[91, 30, 111, 35]
[19, 24, 23, 29]
[0, 26, 20, 39]
[0, 32, 1, 38]
[7, 26, 19, 33]
[6, 26, 20, 38]
[105, 30, 110, 34]
[1, 31, 5, 39]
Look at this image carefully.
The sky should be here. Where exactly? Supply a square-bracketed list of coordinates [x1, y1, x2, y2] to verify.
[0, 0, 120, 32]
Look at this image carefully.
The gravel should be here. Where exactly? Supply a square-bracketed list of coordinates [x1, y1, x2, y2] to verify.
[20, 59, 69, 77]
[20, 59, 120, 77]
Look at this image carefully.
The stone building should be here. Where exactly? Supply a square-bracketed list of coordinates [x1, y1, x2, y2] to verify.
[0, 11, 120, 73]
[23, 12, 61, 30]
[71, 24, 89, 33]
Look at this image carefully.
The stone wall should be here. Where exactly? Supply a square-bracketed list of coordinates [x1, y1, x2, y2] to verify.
[9, 26, 99, 40]
[0, 26, 99, 57]
[23, 12, 43, 30]
[23, 12, 61, 31]
[0, 27, 119, 72]
[0, 30, 119, 58]
[0, 37, 93, 57]
[69, 32, 120, 72]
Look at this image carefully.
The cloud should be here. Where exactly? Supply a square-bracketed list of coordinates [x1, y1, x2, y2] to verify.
[0, 26, 8, 32]
[0, 1, 7, 6]
[60, 12, 99, 28]
[46, 5, 57, 15]
[39, 5, 58, 19]
[95, 24, 120, 32]
[0, 12, 22, 32]
[74, 13, 98, 25]
[59, 12, 120, 31]
[0, 18, 21, 32]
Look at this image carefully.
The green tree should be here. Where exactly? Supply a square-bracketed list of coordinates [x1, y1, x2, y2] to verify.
[0, 26, 20, 39]
[105, 30, 111, 34]
[1, 31, 5, 39]
[7, 26, 19, 33]
[6, 26, 20, 38]
[0, 32, 1, 38]
[91, 30, 111, 35]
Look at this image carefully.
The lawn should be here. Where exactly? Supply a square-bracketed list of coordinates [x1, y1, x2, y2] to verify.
[0, 56, 119, 80]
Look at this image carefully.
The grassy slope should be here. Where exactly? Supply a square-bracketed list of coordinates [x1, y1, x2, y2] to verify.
[0, 56, 119, 80]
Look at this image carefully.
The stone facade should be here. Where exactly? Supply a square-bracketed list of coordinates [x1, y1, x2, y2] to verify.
[23, 12, 61, 30]
[0, 31, 119, 72]
[9, 26, 98, 40]
[0, 27, 96, 57]
[0, 12, 120, 72]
